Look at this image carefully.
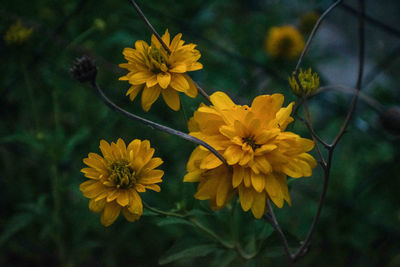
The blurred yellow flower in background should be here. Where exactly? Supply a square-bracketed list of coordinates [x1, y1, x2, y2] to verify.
[80, 139, 164, 226]
[4, 20, 33, 45]
[119, 29, 203, 112]
[265, 25, 305, 60]
[184, 92, 316, 218]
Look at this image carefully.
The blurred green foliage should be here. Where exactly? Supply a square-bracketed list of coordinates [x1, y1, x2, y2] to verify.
[1, 0, 400, 266]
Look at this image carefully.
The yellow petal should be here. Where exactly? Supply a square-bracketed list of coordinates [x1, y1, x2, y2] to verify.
[251, 172, 265, 192]
[89, 198, 106, 213]
[238, 185, 254, 211]
[170, 73, 189, 92]
[161, 29, 170, 47]
[122, 207, 141, 222]
[130, 71, 154, 85]
[200, 152, 223, 169]
[183, 74, 198, 98]
[195, 176, 219, 200]
[116, 190, 130, 206]
[223, 145, 243, 165]
[157, 72, 171, 89]
[251, 192, 266, 218]
[126, 84, 144, 101]
[100, 201, 121, 226]
[265, 173, 284, 208]
[141, 85, 161, 112]
[169, 64, 187, 73]
[210, 91, 235, 111]
[170, 33, 182, 51]
[161, 87, 180, 111]
[216, 175, 230, 207]
[146, 74, 158, 88]
[127, 189, 143, 215]
[232, 166, 244, 188]
[183, 170, 202, 182]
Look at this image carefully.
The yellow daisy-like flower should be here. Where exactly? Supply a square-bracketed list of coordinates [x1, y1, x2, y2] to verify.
[119, 29, 203, 112]
[80, 138, 164, 226]
[4, 20, 33, 45]
[184, 92, 316, 218]
[265, 25, 305, 60]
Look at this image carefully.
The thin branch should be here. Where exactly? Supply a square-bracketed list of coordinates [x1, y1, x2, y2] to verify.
[90, 80, 229, 168]
[193, 81, 211, 103]
[128, 0, 171, 54]
[331, 0, 365, 147]
[294, 0, 343, 75]
[292, 150, 333, 261]
[264, 200, 293, 262]
[302, 100, 328, 167]
[292, 0, 366, 261]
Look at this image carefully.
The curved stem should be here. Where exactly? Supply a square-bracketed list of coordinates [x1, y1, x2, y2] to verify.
[302, 99, 328, 166]
[264, 200, 293, 261]
[292, 150, 332, 261]
[90, 80, 229, 168]
[128, 0, 171, 54]
[294, 0, 343, 75]
[331, 0, 365, 147]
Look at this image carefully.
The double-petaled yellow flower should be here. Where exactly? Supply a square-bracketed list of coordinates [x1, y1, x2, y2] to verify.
[265, 25, 305, 60]
[184, 92, 316, 218]
[119, 29, 203, 111]
[80, 139, 164, 226]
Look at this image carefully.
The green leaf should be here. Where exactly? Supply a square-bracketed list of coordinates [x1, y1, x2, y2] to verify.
[159, 240, 218, 265]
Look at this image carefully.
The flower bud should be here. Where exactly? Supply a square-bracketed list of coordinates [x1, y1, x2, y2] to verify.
[289, 68, 320, 97]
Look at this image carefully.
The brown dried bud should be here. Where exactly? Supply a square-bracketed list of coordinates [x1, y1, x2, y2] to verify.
[380, 107, 400, 135]
[70, 55, 97, 83]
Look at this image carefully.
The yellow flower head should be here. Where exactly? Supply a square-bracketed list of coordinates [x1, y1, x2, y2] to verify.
[119, 29, 203, 112]
[80, 138, 164, 226]
[289, 68, 320, 97]
[4, 20, 33, 45]
[184, 92, 316, 218]
[265, 25, 305, 60]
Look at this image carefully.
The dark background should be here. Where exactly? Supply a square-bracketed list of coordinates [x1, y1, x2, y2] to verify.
[1, 0, 399, 266]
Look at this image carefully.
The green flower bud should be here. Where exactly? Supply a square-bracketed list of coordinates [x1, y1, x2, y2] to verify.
[289, 68, 320, 97]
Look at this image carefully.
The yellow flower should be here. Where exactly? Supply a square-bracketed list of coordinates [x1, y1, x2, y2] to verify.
[80, 138, 164, 226]
[119, 29, 203, 112]
[265, 25, 305, 60]
[289, 68, 320, 97]
[4, 20, 33, 45]
[184, 92, 316, 218]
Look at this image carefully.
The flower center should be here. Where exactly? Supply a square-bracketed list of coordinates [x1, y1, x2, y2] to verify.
[242, 136, 261, 151]
[108, 161, 136, 189]
[278, 36, 294, 51]
[147, 46, 169, 73]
